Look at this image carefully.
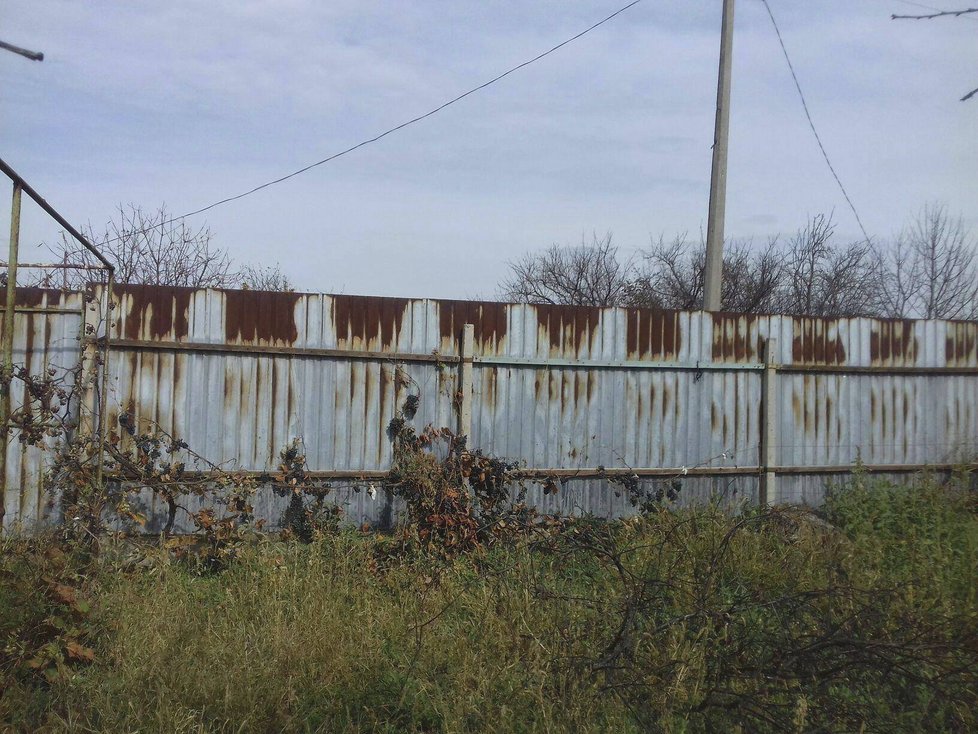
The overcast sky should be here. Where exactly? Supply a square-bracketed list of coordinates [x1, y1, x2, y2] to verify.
[2, 0, 975, 299]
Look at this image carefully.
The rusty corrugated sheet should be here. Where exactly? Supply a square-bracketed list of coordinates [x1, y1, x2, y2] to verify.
[1, 289, 84, 529]
[5, 283, 978, 530]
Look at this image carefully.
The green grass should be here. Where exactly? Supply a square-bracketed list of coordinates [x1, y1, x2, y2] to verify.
[3, 473, 978, 733]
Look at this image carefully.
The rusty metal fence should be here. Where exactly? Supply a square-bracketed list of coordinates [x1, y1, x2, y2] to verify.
[3, 283, 978, 531]
[1, 159, 114, 531]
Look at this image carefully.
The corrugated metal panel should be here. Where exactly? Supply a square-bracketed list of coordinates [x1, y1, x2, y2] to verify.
[5, 283, 978, 530]
[1, 289, 84, 530]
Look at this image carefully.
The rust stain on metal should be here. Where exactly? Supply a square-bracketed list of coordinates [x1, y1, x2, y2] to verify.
[44, 306, 55, 356]
[945, 321, 978, 366]
[574, 372, 591, 403]
[626, 309, 681, 359]
[483, 367, 497, 405]
[331, 294, 409, 350]
[223, 363, 233, 403]
[826, 394, 834, 438]
[587, 372, 597, 402]
[803, 375, 813, 435]
[266, 360, 277, 460]
[13, 288, 59, 308]
[117, 285, 193, 341]
[880, 387, 888, 439]
[438, 300, 508, 352]
[380, 364, 391, 410]
[869, 319, 917, 366]
[534, 305, 602, 355]
[790, 317, 847, 365]
[172, 354, 182, 391]
[711, 313, 763, 362]
[287, 360, 296, 425]
[226, 289, 301, 345]
[363, 364, 373, 433]
[23, 313, 35, 368]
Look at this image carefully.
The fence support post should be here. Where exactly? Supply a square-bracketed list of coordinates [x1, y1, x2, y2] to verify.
[457, 324, 474, 444]
[78, 290, 99, 441]
[760, 337, 778, 506]
[0, 182, 21, 530]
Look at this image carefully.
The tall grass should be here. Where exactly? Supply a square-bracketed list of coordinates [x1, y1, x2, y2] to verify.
[3, 473, 977, 733]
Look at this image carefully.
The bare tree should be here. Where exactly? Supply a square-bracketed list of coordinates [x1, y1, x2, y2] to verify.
[874, 238, 917, 319]
[628, 235, 784, 313]
[499, 233, 633, 306]
[239, 263, 294, 292]
[877, 204, 977, 319]
[776, 214, 879, 317]
[36, 204, 235, 290]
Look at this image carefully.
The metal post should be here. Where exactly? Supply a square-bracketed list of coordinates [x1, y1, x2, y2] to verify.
[79, 289, 99, 439]
[760, 337, 778, 506]
[0, 182, 22, 529]
[703, 0, 735, 312]
[457, 324, 474, 443]
[95, 273, 113, 491]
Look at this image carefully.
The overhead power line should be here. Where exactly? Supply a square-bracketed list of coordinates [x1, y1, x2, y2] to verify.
[99, 0, 647, 247]
[759, 0, 873, 245]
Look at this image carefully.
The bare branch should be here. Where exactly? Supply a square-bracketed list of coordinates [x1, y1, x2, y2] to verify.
[890, 7, 978, 101]
[629, 235, 786, 313]
[499, 233, 633, 307]
[33, 204, 235, 290]
[892, 7, 978, 20]
[239, 263, 294, 292]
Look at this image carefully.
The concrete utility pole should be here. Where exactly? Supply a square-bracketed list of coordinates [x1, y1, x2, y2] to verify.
[703, 0, 735, 311]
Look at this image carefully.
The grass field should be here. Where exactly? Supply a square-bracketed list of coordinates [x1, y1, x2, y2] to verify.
[3, 472, 977, 733]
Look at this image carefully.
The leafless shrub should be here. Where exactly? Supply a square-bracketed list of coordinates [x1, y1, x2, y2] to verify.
[239, 263, 294, 292]
[499, 233, 634, 306]
[627, 234, 784, 312]
[877, 204, 978, 319]
[776, 213, 879, 317]
[502, 215, 890, 317]
[34, 204, 235, 290]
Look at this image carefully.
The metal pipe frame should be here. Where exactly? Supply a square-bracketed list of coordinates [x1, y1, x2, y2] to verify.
[105, 338, 978, 375]
[0, 158, 114, 272]
[107, 462, 978, 483]
[0, 161, 114, 532]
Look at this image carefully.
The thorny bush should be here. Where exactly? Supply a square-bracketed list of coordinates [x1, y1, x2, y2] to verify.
[11, 357, 677, 568]
[383, 406, 574, 559]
